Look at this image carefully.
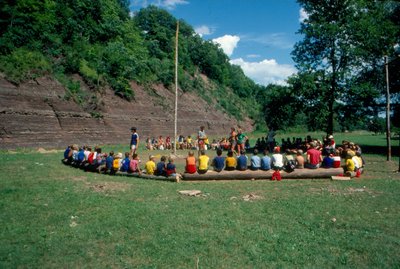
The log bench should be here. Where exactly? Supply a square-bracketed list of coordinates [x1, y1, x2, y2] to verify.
[181, 168, 344, 181]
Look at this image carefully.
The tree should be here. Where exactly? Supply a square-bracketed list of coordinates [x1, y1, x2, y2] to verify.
[292, 0, 398, 134]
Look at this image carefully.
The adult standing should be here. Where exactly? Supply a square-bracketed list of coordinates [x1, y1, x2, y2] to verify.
[130, 127, 139, 156]
[197, 126, 207, 151]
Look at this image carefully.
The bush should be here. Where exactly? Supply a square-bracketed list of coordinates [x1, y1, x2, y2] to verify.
[0, 48, 51, 84]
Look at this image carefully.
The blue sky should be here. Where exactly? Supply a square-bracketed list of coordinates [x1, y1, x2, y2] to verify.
[130, 0, 307, 86]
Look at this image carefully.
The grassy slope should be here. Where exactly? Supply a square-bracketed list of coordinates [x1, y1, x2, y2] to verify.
[0, 133, 399, 268]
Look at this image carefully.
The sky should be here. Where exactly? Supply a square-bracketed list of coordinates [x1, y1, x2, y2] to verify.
[130, 0, 307, 86]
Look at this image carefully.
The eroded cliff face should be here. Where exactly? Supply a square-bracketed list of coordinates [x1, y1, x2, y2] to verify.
[0, 75, 253, 149]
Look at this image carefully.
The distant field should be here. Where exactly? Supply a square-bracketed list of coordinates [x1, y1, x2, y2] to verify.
[0, 132, 399, 268]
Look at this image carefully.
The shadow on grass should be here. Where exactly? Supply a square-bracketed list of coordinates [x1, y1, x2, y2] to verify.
[362, 137, 400, 156]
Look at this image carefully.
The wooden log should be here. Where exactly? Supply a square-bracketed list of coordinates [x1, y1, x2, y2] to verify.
[115, 171, 178, 182]
[181, 168, 344, 181]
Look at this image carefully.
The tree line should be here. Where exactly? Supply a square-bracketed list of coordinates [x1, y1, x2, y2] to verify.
[0, 0, 399, 133]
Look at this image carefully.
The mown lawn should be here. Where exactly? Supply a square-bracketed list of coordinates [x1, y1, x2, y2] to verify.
[1, 133, 399, 268]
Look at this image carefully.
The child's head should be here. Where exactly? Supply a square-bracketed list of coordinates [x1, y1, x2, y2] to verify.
[240, 150, 246, 155]
[297, 150, 303, 156]
[109, 151, 114, 156]
[132, 153, 138, 160]
[149, 155, 155, 161]
[216, 148, 222, 156]
[253, 149, 258, 155]
[274, 146, 280, 153]
[116, 152, 123, 159]
[168, 157, 174, 163]
[131, 127, 136, 132]
[228, 150, 234, 157]
[263, 149, 269, 156]
[200, 150, 205, 156]
[96, 147, 102, 154]
[188, 151, 194, 156]
[125, 152, 130, 158]
[161, 156, 167, 162]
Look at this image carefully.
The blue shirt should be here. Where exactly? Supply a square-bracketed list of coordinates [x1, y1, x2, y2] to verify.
[120, 157, 130, 172]
[261, 156, 271, 170]
[250, 155, 261, 169]
[237, 155, 248, 170]
[130, 132, 139, 146]
[155, 161, 166, 176]
[106, 156, 114, 169]
[212, 156, 225, 171]
[322, 156, 334, 168]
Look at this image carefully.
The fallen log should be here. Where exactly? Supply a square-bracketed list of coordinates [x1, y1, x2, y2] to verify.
[115, 171, 179, 182]
[181, 168, 344, 181]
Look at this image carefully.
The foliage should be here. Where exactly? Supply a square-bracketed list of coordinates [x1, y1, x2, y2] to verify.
[292, 0, 399, 134]
[0, 47, 51, 84]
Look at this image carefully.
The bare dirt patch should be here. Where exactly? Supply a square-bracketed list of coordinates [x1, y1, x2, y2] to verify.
[85, 181, 130, 193]
[37, 147, 59, 154]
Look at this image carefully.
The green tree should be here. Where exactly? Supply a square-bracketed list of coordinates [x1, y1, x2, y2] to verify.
[292, 0, 398, 134]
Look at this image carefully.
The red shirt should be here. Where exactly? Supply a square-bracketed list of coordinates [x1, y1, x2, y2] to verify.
[307, 148, 321, 165]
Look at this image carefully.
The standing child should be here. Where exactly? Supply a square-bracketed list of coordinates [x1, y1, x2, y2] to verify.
[130, 127, 140, 156]
[166, 157, 177, 176]
[197, 150, 209, 174]
[236, 128, 248, 154]
[144, 155, 156, 175]
[211, 148, 225, 172]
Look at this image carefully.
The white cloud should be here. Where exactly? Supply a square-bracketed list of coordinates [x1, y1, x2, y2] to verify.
[230, 58, 297, 86]
[132, 0, 188, 10]
[212, 35, 240, 56]
[194, 25, 213, 37]
[299, 8, 309, 23]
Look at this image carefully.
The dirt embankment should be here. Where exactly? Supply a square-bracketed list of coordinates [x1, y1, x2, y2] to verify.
[0, 75, 253, 149]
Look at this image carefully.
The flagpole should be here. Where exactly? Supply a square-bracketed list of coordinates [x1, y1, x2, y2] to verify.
[173, 20, 179, 155]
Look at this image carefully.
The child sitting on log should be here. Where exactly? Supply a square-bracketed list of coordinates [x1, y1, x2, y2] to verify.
[166, 157, 177, 176]
[120, 152, 131, 172]
[144, 155, 156, 175]
[250, 149, 261, 171]
[155, 156, 167, 176]
[211, 148, 225, 172]
[236, 150, 248, 171]
[129, 153, 141, 174]
[197, 150, 209, 174]
[185, 151, 197, 174]
[225, 150, 237, 171]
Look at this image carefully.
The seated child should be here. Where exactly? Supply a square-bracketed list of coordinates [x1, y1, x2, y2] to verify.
[332, 150, 341, 168]
[120, 152, 131, 172]
[211, 148, 225, 172]
[321, 153, 334, 168]
[112, 152, 123, 174]
[271, 147, 284, 170]
[250, 149, 261, 171]
[155, 156, 167, 176]
[225, 150, 237, 171]
[129, 153, 141, 174]
[197, 150, 209, 174]
[144, 155, 156, 175]
[260, 149, 271, 171]
[295, 150, 304, 169]
[185, 151, 197, 174]
[284, 149, 296, 172]
[105, 151, 114, 174]
[166, 157, 177, 176]
[236, 151, 248, 171]
[345, 151, 355, 176]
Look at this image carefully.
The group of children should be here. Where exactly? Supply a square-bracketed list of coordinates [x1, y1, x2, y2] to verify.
[62, 132, 365, 179]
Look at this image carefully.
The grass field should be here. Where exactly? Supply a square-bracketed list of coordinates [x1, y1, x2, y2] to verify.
[1, 132, 399, 268]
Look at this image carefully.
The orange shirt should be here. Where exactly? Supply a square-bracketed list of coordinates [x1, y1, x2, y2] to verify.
[186, 156, 196, 166]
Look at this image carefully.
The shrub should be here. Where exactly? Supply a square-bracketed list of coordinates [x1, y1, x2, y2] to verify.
[0, 48, 51, 84]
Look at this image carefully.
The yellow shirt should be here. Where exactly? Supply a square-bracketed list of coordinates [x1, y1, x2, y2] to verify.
[225, 156, 237, 168]
[198, 155, 209, 170]
[346, 158, 355, 172]
[145, 160, 156, 175]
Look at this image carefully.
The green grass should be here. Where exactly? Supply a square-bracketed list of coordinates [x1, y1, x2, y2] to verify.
[1, 132, 400, 268]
